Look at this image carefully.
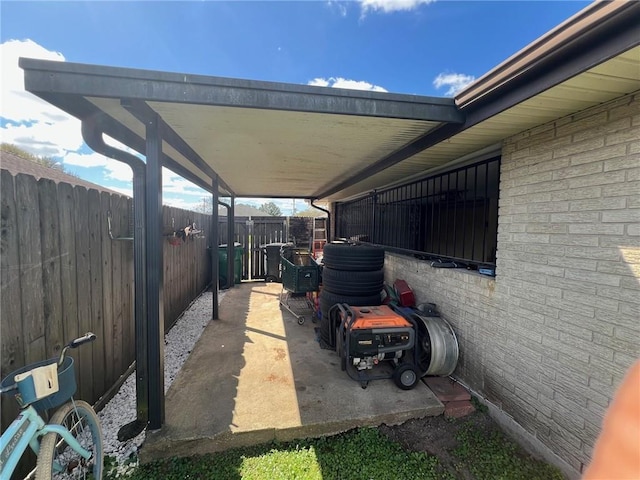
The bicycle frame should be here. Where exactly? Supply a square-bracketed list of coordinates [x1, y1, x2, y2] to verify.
[0, 404, 92, 480]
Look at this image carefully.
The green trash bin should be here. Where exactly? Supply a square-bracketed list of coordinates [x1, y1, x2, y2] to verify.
[218, 242, 243, 288]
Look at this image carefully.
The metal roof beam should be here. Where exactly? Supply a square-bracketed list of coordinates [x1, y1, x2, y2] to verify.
[18, 91, 223, 196]
[315, 122, 464, 199]
[120, 99, 236, 197]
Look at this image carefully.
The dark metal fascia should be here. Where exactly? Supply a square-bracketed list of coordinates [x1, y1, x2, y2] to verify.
[20, 57, 462, 122]
[120, 99, 236, 197]
[462, 2, 640, 122]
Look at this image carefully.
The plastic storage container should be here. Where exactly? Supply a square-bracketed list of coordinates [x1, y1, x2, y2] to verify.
[262, 242, 291, 282]
[218, 242, 243, 288]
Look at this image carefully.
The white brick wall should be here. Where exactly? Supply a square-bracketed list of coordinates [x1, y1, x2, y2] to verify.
[384, 91, 640, 477]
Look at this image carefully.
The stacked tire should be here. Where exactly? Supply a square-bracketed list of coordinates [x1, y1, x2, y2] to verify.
[319, 243, 385, 349]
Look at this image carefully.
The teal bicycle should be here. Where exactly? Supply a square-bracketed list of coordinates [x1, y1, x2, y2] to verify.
[0, 333, 103, 479]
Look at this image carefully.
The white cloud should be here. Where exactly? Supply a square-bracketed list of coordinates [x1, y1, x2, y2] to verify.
[433, 72, 476, 96]
[359, 0, 435, 14]
[64, 151, 113, 169]
[327, 1, 348, 17]
[163, 197, 203, 210]
[0, 39, 83, 156]
[308, 78, 330, 88]
[105, 162, 135, 182]
[63, 151, 134, 182]
[108, 185, 133, 197]
[162, 167, 207, 197]
[308, 77, 387, 92]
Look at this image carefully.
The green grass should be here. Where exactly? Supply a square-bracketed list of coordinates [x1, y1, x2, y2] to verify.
[106, 428, 449, 480]
[453, 420, 564, 480]
[105, 418, 565, 479]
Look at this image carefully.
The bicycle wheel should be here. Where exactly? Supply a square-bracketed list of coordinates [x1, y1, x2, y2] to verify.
[36, 400, 103, 480]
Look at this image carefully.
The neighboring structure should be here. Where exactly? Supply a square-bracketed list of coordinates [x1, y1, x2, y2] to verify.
[1, 150, 116, 193]
[217, 204, 265, 217]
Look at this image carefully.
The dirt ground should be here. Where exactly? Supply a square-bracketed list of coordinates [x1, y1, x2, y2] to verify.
[380, 412, 493, 479]
[378, 408, 565, 480]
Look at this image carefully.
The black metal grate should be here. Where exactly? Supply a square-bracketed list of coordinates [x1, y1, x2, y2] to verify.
[335, 156, 500, 266]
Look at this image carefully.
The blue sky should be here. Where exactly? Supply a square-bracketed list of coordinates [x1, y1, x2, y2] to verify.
[1, 0, 589, 213]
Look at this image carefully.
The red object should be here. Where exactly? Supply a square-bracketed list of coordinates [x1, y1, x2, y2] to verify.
[424, 377, 471, 403]
[393, 279, 415, 307]
[444, 400, 475, 419]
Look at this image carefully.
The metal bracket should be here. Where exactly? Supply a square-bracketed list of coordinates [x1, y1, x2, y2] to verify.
[107, 210, 133, 241]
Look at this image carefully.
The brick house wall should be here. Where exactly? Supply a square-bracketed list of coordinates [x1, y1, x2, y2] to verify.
[384, 91, 640, 477]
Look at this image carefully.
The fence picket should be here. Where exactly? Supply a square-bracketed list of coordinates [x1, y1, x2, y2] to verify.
[16, 174, 46, 364]
[122, 197, 135, 369]
[1, 171, 23, 435]
[88, 189, 106, 398]
[74, 186, 93, 403]
[101, 192, 115, 389]
[57, 182, 79, 371]
[110, 194, 125, 385]
[38, 178, 64, 359]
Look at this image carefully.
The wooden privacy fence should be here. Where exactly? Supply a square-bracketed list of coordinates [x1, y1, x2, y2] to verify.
[1, 171, 212, 434]
[217, 216, 314, 280]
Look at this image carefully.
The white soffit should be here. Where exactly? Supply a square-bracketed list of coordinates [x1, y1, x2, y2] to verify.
[331, 46, 640, 201]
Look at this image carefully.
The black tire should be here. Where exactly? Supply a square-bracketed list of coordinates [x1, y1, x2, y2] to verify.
[323, 243, 384, 272]
[322, 267, 384, 296]
[319, 293, 381, 349]
[393, 363, 420, 390]
[319, 290, 381, 311]
[36, 400, 104, 480]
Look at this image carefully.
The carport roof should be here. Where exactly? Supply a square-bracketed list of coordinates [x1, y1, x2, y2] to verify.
[18, 58, 463, 201]
[18, 0, 639, 203]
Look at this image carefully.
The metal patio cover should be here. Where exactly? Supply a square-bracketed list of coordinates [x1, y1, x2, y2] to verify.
[19, 58, 464, 202]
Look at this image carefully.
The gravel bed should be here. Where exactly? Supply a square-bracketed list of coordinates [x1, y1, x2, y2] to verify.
[97, 289, 225, 473]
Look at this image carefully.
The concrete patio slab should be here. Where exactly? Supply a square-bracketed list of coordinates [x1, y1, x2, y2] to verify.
[140, 282, 444, 463]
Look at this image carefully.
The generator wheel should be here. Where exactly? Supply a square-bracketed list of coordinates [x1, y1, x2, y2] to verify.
[335, 327, 346, 371]
[297, 316, 305, 325]
[393, 364, 420, 390]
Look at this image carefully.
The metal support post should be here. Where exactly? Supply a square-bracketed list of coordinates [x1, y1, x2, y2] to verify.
[211, 176, 219, 320]
[227, 198, 235, 288]
[145, 114, 165, 430]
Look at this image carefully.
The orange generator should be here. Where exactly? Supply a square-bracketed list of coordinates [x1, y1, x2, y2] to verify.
[333, 304, 420, 389]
